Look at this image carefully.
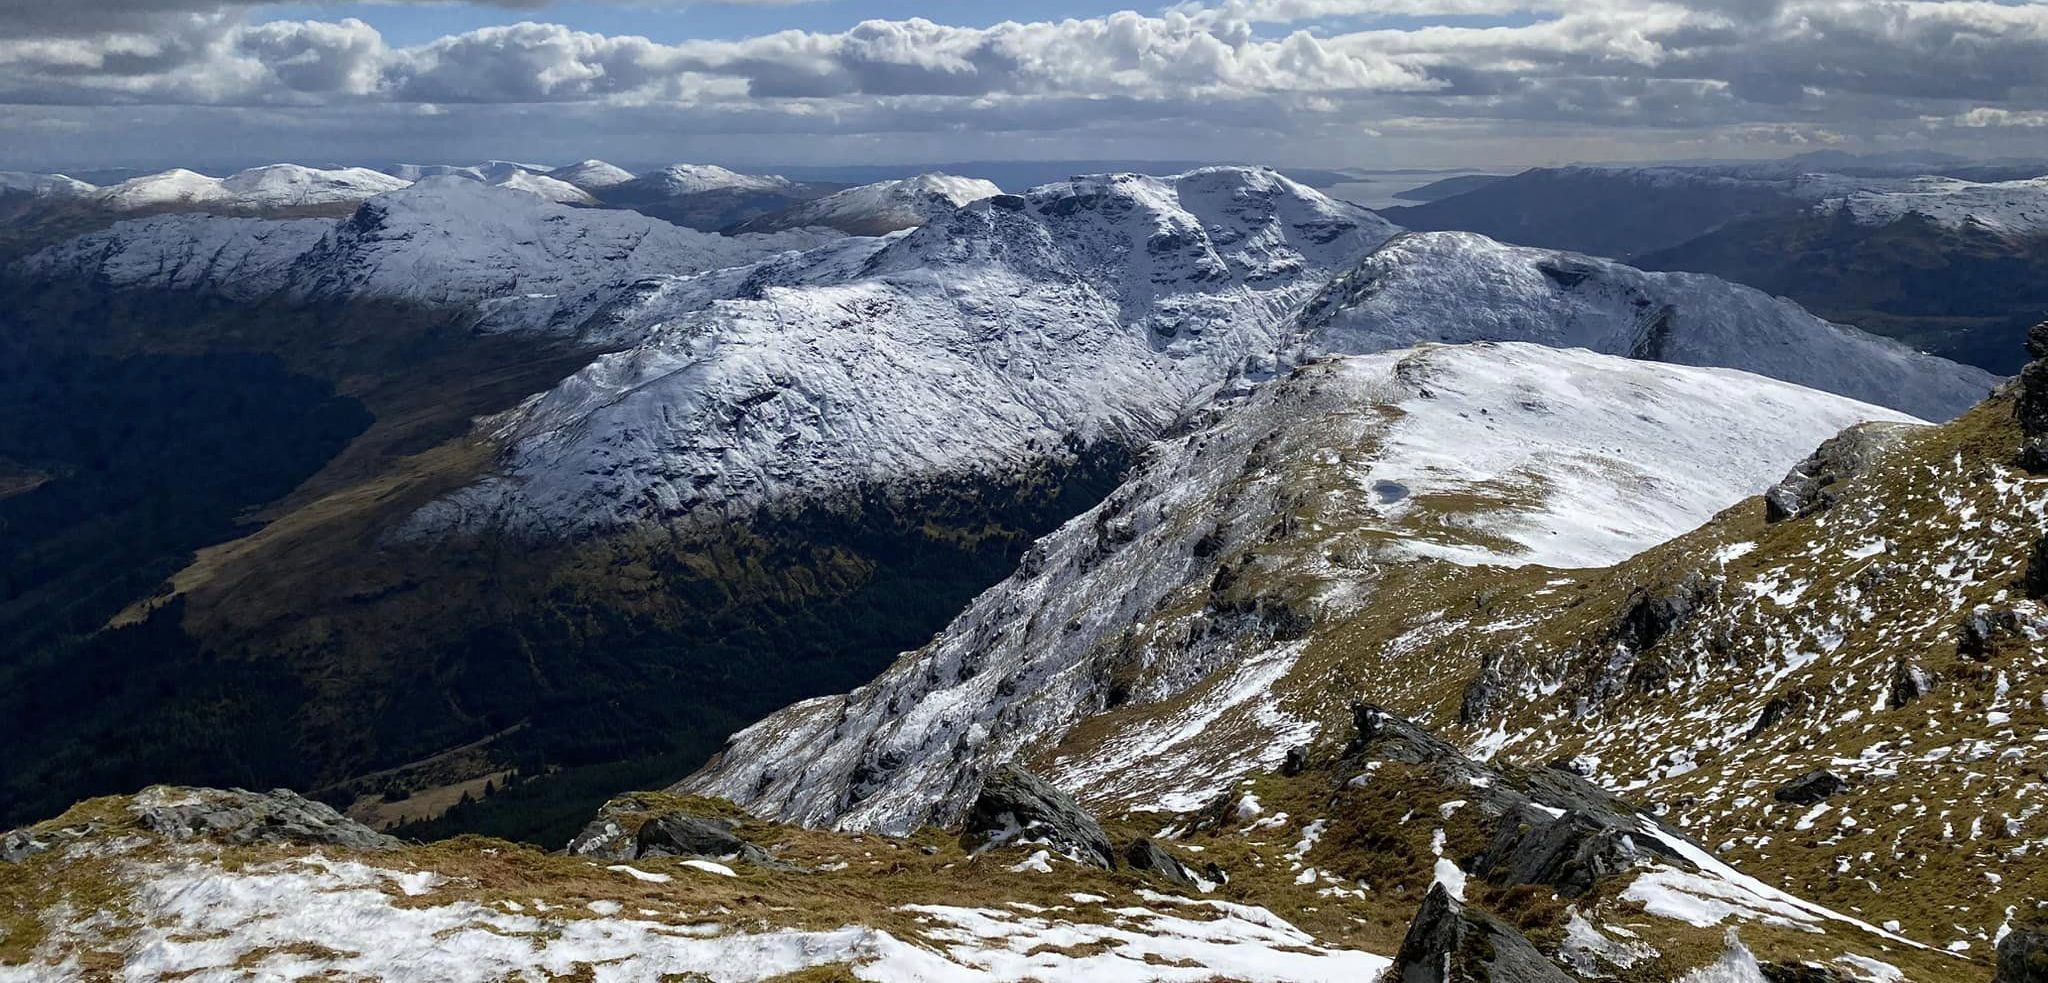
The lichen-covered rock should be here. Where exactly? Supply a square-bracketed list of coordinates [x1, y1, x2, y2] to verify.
[1764, 422, 1916, 523]
[0, 825, 90, 863]
[1123, 837, 1197, 888]
[126, 786, 403, 850]
[960, 765, 1117, 869]
[2, 786, 407, 859]
[1773, 770, 1848, 805]
[1392, 883, 1576, 983]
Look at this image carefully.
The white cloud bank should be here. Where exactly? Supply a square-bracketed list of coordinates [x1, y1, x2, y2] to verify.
[3, 0, 2047, 167]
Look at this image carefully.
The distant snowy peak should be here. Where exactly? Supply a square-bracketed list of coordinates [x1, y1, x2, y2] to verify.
[1296, 231, 1997, 421]
[737, 173, 1001, 234]
[1814, 174, 2048, 237]
[400, 166, 1403, 537]
[92, 165, 411, 212]
[23, 178, 833, 336]
[546, 159, 636, 191]
[642, 164, 795, 196]
[217, 165, 412, 208]
[869, 166, 1397, 304]
[383, 160, 550, 183]
[0, 170, 96, 197]
[486, 170, 597, 205]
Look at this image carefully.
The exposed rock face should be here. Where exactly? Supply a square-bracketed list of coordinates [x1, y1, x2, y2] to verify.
[1392, 883, 1576, 983]
[959, 766, 1117, 869]
[1347, 705, 1682, 896]
[1959, 602, 2048, 660]
[2019, 321, 2048, 472]
[1594, 576, 1717, 701]
[1764, 422, 1916, 523]
[1123, 838, 1198, 888]
[1479, 806, 1649, 897]
[1998, 921, 2048, 982]
[1773, 770, 1849, 805]
[2, 787, 402, 862]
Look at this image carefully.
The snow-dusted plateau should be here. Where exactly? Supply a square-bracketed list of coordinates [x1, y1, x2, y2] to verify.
[0, 156, 2042, 983]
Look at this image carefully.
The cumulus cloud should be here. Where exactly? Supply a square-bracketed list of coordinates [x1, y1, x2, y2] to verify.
[3, 0, 2048, 164]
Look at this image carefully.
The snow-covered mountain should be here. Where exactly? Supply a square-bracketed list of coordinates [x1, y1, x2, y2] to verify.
[382, 160, 549, 183]
[482, 169, 596, 205]
[21, 178, 831, 334]
[1295, 231, 1997, 421]
[685, 342, 1923, 833]
[1812, 174, 2048, 237]
[404, 167, 1400, 535]
[732, 173, 1002, 235]
[0, 171, 95, 198]
[409, 179, 1991, 540]
[629, 163, 796, 196]
[545, 159, 636, 191]
[89, 165, 412, 212]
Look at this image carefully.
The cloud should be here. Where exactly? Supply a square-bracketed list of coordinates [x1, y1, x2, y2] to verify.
[4, 0, 2048, 166]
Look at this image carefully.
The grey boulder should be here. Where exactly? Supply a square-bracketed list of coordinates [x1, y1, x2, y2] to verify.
[960, 765, 1117, 869]
[1392, 883, 1576, 983]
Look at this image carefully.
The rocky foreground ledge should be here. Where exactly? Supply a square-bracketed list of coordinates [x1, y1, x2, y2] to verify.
[2, 702, 1994, 981]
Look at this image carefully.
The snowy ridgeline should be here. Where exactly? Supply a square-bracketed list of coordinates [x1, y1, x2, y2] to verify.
[738, 174, 1004, 234]
[1565, 162, 2048, 237]
[687, 343, 1923, 834]
[1812, 174, 2048, 237]
[18, 178, 840, 334]
[0, 159, 796, 212]
[403, 167, 1401, 535]
[17, 166, 1996, 543]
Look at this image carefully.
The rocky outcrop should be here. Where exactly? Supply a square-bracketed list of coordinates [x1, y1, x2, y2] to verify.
[1887, 657, 1938, 709]
[1999, 921, 2048, 982]
[1123, 837, 1198, 888]
[1347, 705, 1682, 897]
[566, 794, 785, 868]
[1478, 805, 1652, 896]
[1959, 602, 2048, 660]
[636, 814, 781, 867]
[1764, 422, 1915, 523]
[1392, 883, 1576, 983]
[2018, 321, 2048, 473]
[131, 786, 402, 850]
[960, 766, 1118, 869]
[3, 787, 401, 863]
[1773, 770, 1848, 805]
